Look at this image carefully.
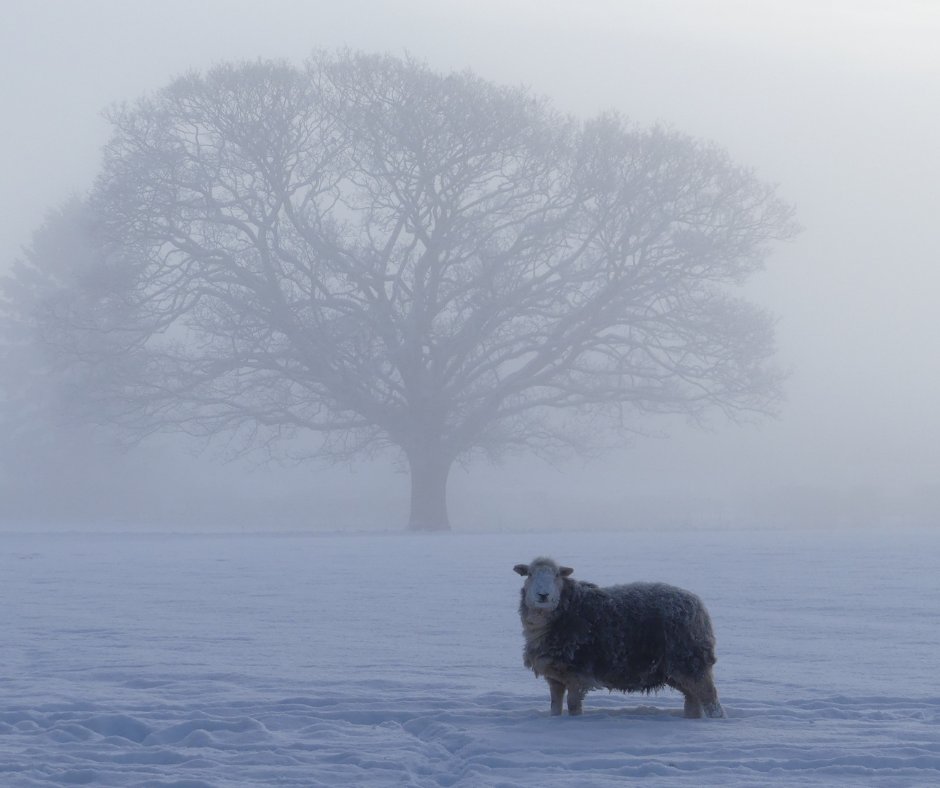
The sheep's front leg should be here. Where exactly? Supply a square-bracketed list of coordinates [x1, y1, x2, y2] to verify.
[547, 678, 565, 716]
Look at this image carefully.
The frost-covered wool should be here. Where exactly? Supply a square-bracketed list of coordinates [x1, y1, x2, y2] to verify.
[514, 557, 724, 718]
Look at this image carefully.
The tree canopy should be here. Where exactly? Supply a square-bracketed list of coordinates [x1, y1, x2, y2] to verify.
[3, 52, 798, 530]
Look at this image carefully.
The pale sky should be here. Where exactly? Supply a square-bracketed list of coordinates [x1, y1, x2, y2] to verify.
[2, 0, 938, 526]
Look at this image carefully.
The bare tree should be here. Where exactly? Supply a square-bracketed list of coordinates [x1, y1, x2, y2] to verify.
[11, 52, 797, 530]
[1, 200, 120, 446]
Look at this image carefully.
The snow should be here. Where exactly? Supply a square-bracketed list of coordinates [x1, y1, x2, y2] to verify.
[2, 527, 939, 786]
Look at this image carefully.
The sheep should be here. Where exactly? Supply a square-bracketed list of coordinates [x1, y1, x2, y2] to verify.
[513, 557, 724, 718]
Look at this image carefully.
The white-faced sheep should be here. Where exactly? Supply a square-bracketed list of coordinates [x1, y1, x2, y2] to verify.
[514, 557, 724, 718]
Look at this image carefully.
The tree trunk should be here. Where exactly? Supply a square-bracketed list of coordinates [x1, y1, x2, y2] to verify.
[406, 447, 452, 532]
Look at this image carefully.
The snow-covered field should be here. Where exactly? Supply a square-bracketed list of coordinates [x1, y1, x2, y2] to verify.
[2, 527, 938, 786]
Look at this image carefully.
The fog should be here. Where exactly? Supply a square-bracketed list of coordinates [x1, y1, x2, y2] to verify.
[1, 0, 938, 531]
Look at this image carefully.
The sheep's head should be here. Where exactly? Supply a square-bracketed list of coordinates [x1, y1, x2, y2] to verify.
[513, 557, 573, 612]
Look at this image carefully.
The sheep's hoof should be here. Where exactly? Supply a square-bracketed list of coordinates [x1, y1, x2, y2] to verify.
[704, 701, 725, 718]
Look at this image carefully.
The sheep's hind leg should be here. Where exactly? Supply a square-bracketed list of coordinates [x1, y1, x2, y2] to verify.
[673, 671, 724, 719]
[566, 685, 585, 716]
[667, 678, 699, 718]
[547, 678, 565, 716]
[703, 700, 725, 718]
[683, 694, 705, 718]
[695, 669, 725, 718]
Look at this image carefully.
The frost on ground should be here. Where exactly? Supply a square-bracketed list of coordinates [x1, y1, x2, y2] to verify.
[1, 527, 938, 786]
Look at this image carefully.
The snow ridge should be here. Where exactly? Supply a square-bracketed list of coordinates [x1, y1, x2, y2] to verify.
[3, 686, 939, 786]
[2, 530, 938, 786]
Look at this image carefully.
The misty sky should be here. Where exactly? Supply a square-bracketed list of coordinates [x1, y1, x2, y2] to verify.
[2, 0, 938, 525]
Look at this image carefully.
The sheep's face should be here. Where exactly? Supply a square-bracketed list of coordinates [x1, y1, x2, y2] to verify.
[514, 559, 573, 612]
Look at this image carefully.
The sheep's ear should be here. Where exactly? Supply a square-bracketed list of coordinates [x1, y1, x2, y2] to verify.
[513, 564, 529, 576]
[560, 566, 574, 577]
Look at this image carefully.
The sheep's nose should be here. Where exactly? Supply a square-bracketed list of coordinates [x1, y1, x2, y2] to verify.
[537, 592, 549, 602]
